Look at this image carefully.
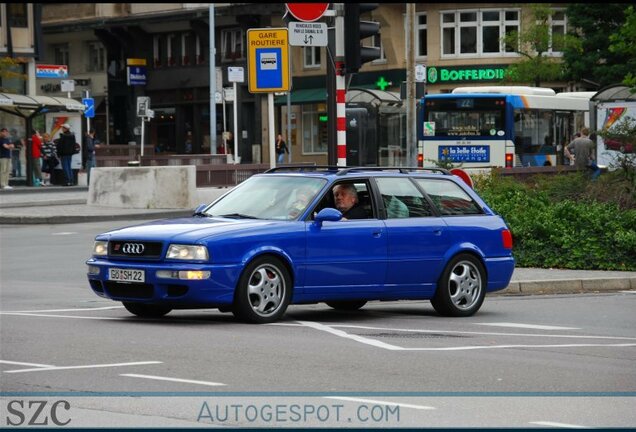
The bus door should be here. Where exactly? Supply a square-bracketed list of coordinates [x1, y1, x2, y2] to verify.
[554, 111, 573, 166]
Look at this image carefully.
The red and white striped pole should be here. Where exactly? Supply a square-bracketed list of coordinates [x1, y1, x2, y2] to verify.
[335, 8, 347, 167]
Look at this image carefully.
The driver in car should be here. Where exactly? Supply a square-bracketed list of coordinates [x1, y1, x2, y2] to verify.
[333, 184, 367, 220]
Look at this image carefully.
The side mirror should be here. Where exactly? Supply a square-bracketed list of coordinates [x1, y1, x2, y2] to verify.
[313, 207, 342, 227]
[193, 203, 208, 216]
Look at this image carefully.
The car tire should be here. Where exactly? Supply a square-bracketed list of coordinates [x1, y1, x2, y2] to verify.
[325, 300, 368, 311]
[122, 302, 172, 318]
[232, 256, 292, 324]
[431, 253, 486, 317]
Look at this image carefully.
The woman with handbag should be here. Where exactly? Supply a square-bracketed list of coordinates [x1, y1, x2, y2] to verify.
[41, 132, 58, 186]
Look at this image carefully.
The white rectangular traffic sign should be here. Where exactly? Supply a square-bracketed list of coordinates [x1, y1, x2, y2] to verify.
[288, 22, 328, 47]
[228, 66, 244, 83]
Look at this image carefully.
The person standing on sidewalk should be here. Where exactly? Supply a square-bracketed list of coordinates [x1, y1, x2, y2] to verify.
[1, 127, 15, 189]
[31, 129, 43, 186]
[41, 132, 57, 186]
[55, 123, 77, 186]
[9, 128, 23, 178]
[84, 128, 100, 186]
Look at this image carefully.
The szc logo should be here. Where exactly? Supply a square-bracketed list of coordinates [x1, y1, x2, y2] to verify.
[122, 243, 145, 254]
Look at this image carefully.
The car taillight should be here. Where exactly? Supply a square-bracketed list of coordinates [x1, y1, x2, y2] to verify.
[417, 153, 424, 167]
[505, 153, 514, 168]
[502, 229, 513, 249]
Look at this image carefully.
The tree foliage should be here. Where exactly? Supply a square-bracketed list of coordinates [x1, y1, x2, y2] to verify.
[502, 4, 581, 87]
[607, 6, 636, 92]
[0, 57, 27, 92]
[562, 4, 630, 89]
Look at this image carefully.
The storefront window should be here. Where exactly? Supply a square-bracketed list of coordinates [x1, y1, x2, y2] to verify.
[301, 105, 327, 154]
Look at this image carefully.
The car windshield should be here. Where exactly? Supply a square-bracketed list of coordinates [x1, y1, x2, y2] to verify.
[204, 175, 327, 220]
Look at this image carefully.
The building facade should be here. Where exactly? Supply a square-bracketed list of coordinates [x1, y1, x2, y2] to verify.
[32, 3, 592, 166]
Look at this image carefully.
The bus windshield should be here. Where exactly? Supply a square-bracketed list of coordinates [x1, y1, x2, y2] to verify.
[424, 97, 506, 137]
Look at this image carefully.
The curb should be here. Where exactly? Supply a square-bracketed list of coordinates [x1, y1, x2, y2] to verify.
[0, 199, 87, 209]
[0, 211, 191, 225]
[495, 277, 636, 295]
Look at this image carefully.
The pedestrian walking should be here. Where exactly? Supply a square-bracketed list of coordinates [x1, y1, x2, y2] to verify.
[84, 128, 100, 186]
[1, 127, 15, 189]
[55, 123, 77, 186]
[31, 129, 43, 186]
[275, 133, 288, 164]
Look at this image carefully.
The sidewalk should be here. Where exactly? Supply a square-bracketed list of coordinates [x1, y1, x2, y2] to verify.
[1, 185, 635, 295]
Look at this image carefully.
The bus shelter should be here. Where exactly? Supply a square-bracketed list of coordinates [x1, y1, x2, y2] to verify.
[589, 84, 636, 167]
[0, 93, 85, 186]
[346, 88, 404, 166]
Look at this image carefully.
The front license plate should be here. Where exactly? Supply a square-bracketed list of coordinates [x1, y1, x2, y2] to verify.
[109, 268, 145, 283]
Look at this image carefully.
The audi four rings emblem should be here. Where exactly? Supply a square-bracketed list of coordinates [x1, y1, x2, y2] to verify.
[122, 243, 145, 254]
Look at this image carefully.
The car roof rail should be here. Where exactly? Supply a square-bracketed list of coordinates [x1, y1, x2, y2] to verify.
[264, 164, 343, 173]
[336, 166, 451, 176]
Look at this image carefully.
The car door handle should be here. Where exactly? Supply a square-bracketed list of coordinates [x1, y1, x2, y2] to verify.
[372, 231, 383, 238]
[433, 229, 443, 236]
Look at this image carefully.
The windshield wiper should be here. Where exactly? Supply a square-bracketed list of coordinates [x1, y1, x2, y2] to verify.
[193, 211, 210, 218]
[217, 213, 260, 219]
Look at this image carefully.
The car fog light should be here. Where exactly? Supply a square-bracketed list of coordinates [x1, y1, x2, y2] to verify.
[179, 270, 210, 280]
[87, 265, 100, 275]
[156, 270, 210, 280]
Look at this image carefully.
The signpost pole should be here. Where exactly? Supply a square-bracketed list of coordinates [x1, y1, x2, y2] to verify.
[140, 119, 145, 158]
[335, 3, 346, 167]
[269, 93, 276, 168]
[233, 81, 238, 164]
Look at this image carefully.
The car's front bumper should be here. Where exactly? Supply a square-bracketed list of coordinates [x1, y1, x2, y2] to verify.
[85, 258, 242, 307]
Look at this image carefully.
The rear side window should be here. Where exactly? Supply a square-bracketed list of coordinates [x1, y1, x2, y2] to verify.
[375, 177, 434, 218]
[415, 179, 483, 215]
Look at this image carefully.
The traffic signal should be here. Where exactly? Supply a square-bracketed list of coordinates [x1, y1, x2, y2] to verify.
[344, 3, 381, 74]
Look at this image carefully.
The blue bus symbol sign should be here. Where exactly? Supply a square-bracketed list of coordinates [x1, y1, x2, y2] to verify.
[256, 49, 282, 89]
[82, 98, 95, 118]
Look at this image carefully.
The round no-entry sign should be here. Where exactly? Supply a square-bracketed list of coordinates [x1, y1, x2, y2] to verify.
[286, 3, 329, 22]
[450, 168, 474, 189]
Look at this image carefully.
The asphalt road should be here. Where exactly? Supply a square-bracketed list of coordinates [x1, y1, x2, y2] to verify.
[1, 220, 635, 428]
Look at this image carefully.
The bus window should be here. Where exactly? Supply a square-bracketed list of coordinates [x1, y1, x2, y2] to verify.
[424, 98, 505, 137]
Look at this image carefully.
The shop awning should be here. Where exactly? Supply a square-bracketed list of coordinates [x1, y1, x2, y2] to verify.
[0, 92, 85, 119]
[274, 88, 328, 105]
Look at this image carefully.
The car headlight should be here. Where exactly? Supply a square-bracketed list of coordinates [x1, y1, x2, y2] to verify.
[93, 241, 108, 256]
[166, 244, 209, 261]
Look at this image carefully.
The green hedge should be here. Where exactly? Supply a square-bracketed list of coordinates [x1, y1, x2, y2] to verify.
[473, 173, 636, 271]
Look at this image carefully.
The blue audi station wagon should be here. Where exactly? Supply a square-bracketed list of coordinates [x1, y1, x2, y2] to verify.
[86, 167, 515, 323]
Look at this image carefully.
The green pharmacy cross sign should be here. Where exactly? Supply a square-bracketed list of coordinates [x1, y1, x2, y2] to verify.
[375, 76, 390, 90]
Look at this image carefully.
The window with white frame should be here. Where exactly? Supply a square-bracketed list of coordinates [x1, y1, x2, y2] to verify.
[53, 44, 69, 70]
[370, 33, 386, 63]
[304, 47, 321, 68]
[416, 13, 427, 58]
[441, 9, 520, 57]
[221, 28, 244, 62]
[86, 41, 105, 72]
[548, 9, 567, 55]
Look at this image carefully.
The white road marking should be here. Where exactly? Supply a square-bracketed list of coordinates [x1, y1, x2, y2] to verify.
[121, 373, 226, 387]
[5, 361, 162, 374]
[0, 306, 123, 314]
[0, 312, 126, 320]
[475, 322, 580, 331]
[331, 324, 636, 341]
[324, 396, 435, 410]
[397, 343, 636, 351]
[0, 360, 55, 368]
[530, 421, 590, 428]
[619, 290, 636, 294]
[296, 321, 402, 350]
[300, 322, 636, 351]
[51, 232, 77, 236]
